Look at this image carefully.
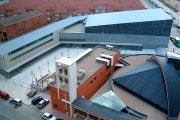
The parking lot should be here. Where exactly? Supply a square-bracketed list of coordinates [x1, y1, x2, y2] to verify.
[0, 89, 73, 120]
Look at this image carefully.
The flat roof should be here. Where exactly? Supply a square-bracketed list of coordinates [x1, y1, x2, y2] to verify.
[0, 10, 44, 26]
[52, 46, 118, 92]
[85, 9, 172, 27]
[56, 57, 75, 66]
[76, 46, 118, 85]
[0, 16, 87, 55]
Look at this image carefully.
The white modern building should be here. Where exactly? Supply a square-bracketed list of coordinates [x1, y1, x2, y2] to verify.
[0, 16, 86, 77]
[0, 9, 172, 78]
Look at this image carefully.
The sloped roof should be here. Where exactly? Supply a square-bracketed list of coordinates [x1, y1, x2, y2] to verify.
[113, 61, 168, 111]
[85, 9, 172, 27]
[92, 90, 126, 111]
[72, 97, 141, 120]
[0, 16, 87, 55]
[0, 10, 44, 26]
[149, 56, 180, 119]
[0, 0, 144, 14]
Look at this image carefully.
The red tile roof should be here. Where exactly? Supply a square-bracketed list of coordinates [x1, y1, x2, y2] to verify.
[0, 0, 144, 14]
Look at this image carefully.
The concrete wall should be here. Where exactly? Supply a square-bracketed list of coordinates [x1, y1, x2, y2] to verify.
[0, 30, 61, 73]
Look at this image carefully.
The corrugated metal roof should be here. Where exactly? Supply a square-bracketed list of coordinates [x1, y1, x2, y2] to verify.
[113, 61, 168, 111]
[85, 9, 172, 27]
[149, 56, 180, 118]
[0, 16, 87, 55]
[0, 10, 44, 26]
[92, 90, 126, 111]
[72, 97, 141, 120]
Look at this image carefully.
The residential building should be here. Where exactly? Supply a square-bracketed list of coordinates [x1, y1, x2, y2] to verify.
[0, 10, 47, 43]
[0, 0, 144, 22]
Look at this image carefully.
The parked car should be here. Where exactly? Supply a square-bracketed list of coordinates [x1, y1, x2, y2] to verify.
[10, 98, 22, 106]
[42, 112, 56, 120]
[31, 96, 43, 105]
[36, 99, 49, 109]
[0, 91, 10, 100]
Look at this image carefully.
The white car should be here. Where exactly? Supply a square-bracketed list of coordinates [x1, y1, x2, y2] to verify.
[10, 98, 22, 106]
[42, 112, 56, 120]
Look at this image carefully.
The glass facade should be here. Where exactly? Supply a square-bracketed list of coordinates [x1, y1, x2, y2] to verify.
[8, 33, 53, 55]
[85, 20, 172, 36]
[10, 39, 53, 61]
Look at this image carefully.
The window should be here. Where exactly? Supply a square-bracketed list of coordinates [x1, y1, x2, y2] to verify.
[59, 68, 63, 74]
[64, 78, 68, 84]
[54, 103, 58, 108]
[8, 33, 53, 55]
[10, 39, 53, 61]
[0, 13, 4, 17]
[64, 69, 68, 75]
[3, 32, 7, 37]
[94, 77, 96, 81]
[90, 80, 93, 84]
[4, 38, 8, 41]
[59, 77, 63, 82]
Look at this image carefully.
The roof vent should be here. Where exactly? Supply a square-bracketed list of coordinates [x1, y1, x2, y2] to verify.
[77, 69, 85, 80]
[106, 45, 114, 50]
[96, 57, 110, 66]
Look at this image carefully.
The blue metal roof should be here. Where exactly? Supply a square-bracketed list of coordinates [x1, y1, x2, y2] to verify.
[85, 9, 172, 27]
[113, 61, 168, 111]
[149, 56, 180, 118]
[0, 16, 87, 55]
[72, 97, 141, 120]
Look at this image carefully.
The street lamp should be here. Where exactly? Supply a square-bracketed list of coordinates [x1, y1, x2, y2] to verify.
[77, 47, 78, 56]
[68, 47, 70, 58]
[47, 60, 50, 73]
[39, 66, 42, 77]
[31, 70, 33, 83]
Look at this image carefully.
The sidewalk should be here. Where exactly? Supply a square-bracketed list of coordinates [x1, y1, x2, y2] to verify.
[0, 79, 32, 105]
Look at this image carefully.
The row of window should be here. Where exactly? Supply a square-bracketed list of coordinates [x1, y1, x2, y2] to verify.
[10, 39, 53, 61]
[8, 33, 53, 55]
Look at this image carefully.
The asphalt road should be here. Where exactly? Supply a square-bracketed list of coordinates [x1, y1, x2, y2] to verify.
[0, 98, 42, 120]
[140, 0, 157, 8]
[171, 25, 180, 37]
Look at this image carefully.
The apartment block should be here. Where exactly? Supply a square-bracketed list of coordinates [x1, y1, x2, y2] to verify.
[0, 10, 47, 43]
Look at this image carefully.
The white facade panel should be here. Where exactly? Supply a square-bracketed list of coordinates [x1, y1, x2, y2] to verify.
[68, 63, 77, 103]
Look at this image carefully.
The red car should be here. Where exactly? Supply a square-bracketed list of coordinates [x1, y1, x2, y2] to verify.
[0, 90, 10, 100]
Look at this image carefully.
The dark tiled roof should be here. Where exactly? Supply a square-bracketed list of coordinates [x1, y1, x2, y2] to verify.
[149, 56, 180, 118]
[72, 97, 142, 120]
[113, 61, 168, 111]
[0, 10, 44, 26]
[0, 0, 144, 14]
